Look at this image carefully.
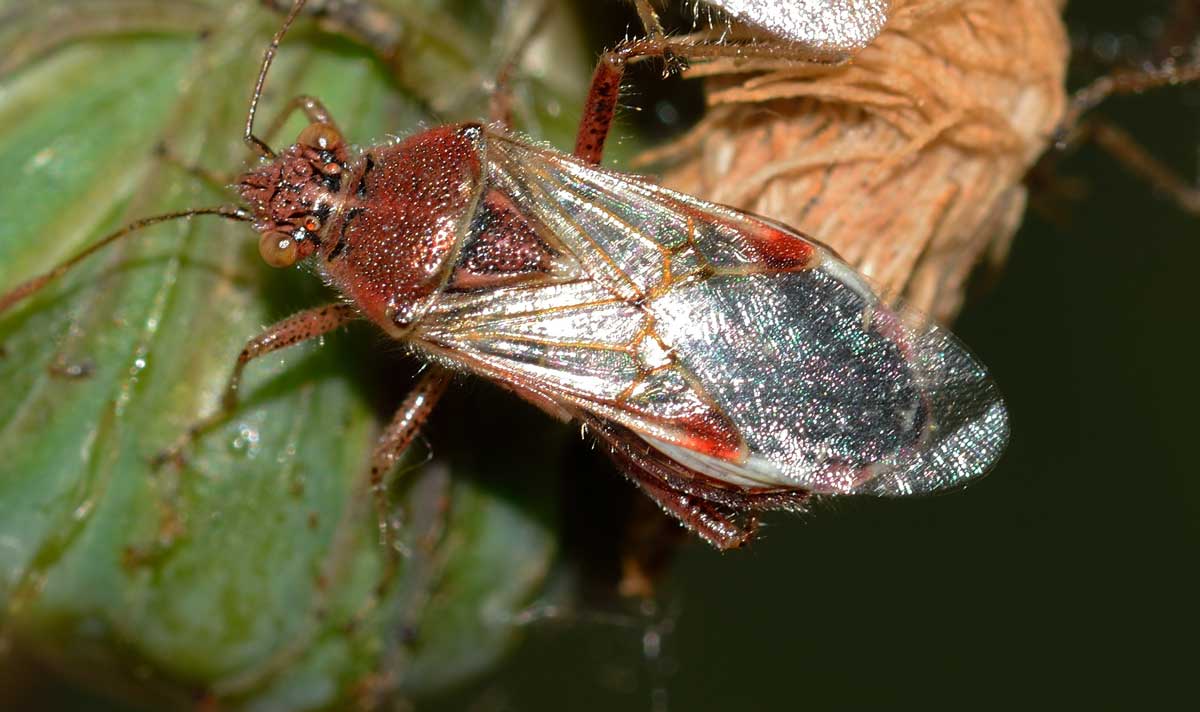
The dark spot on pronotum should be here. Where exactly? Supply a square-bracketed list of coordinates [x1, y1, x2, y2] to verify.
[328, 234, 347, 261]
[330, 207, 363, 261]
[356, 155, 375, 198]
[322, 171, 341, 193]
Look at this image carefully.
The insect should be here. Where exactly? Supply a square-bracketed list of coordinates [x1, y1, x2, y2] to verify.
[0, 0, 1007, 550]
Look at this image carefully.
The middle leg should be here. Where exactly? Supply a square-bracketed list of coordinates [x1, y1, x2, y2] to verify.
[367, 366, 452, 591]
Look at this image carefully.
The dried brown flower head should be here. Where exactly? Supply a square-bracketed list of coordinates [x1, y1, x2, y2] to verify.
[644, 0, 1069, 321]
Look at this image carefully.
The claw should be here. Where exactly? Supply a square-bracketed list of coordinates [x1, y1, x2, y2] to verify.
[150, 429, 198, 471]
[660, 48, 690, 78]
[149, 446, 187, 471]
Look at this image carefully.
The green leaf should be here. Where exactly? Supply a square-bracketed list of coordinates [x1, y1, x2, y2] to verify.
[0, 1, 590, 707]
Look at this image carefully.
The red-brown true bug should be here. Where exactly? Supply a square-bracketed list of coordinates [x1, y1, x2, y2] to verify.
[0, 0, 1007, 550]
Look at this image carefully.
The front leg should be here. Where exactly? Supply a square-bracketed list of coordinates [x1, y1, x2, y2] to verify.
[573, 36, 739, 165]
[154, 303, 358, 467]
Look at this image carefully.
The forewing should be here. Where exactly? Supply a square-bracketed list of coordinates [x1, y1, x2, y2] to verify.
[416, 277, 747, 462]
[486, 134, 822, 300]
[428, 132, 1007, 497]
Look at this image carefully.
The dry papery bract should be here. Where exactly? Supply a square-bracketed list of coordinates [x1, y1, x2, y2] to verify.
[645, 0, 1068, 321]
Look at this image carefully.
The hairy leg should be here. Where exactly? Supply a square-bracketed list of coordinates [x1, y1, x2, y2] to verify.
[367, 367, 452, 590]
[573, 35, 839, 165]
[153, 303, 358, 467]
[619, 449, 759, 551]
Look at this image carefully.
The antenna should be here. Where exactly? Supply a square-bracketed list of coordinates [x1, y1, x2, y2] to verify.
[0, 207, 251, 314]
[244, 0, 310, 158]
[1, 0, 315, 314]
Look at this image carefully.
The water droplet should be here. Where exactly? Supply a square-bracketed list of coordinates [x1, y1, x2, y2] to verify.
[231, 423, 261, 457]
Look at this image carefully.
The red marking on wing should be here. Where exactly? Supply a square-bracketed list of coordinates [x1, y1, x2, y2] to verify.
[655, 191, 818, 272]
[742, 222, 817, 271]
[674, 409, 745, 462]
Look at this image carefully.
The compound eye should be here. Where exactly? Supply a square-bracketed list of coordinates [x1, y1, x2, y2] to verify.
[298, 122, 343, 151]
[259, 231, 299, 268]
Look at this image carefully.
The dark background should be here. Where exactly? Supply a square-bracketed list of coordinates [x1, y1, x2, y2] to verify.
[433, 2, 1200, 710]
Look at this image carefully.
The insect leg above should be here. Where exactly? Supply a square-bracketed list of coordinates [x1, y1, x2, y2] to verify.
[574, 32, 851, 165]
[631, 0, 668, 41]
[154, 303, 359, 467]
[486, 1, 552, 128]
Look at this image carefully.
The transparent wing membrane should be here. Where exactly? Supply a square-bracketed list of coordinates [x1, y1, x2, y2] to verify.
[418, 129, 1008, 498]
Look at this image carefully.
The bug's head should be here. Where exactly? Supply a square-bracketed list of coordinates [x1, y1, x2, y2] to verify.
[238, 122, 350, 268]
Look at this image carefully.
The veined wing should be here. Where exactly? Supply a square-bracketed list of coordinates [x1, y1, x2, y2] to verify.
[415, 276, 748, 464]
[420, 131, 1008, 496]
[486, 132, 824, 302]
